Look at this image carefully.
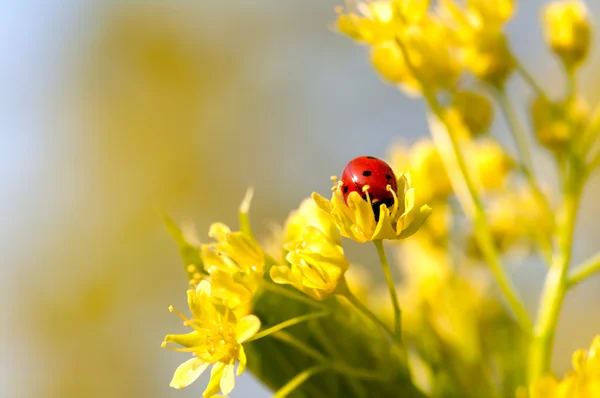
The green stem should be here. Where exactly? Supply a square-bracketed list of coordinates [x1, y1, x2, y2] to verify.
[373, 240, 402, 339]
[262, 281, 327, 310]
[515, 59, 547, 99]
[273, 365, 330, 398]
[568, 251, 600, 287]
[494, 88, 536, 174]
[336, 278, 398, 344]
[331, 362, 389, 381]
[566, 68, 577, 103]
[309, 320, 368, 398]
[425, 92, 533, 332]
[273, 331, 328, 362]
[247, 311, 330, 342]
[528, 174, 582, 384]
[493, 88, 554, 260]
[581, 105, 600, 162]
[392, 35, 531, 331]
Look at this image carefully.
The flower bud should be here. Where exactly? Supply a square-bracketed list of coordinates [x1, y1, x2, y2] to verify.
[463, 31, 514, 87]
[451, 91, 494, 136]
[530, 95, 589, 150]
[474, 140, 514, 191]
[543, 0, 591, 69]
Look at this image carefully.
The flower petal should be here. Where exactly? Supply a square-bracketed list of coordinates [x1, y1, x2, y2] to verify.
[237, 345, 247, 376]
[312, 192, 333, 213]
[236, 315, 261, 343]
[220, 363, 236, 396]
[164, 331, 202, 348]
[169, 357, 209, 390]
[398, 205, 432, 239]
[197, 280, 212, 296]
[203, 362, 226, 398]
[270, 265, 294, 285]
[372, 205, 399, 240]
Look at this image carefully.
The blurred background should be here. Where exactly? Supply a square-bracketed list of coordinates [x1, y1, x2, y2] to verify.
[2, 0, 600, 397]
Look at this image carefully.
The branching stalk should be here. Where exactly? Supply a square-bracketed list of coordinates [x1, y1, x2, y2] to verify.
[528, 171, 582, 384]
[568, 251, 600, 287]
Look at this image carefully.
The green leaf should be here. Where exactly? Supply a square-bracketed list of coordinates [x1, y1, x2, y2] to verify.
[161, 213, 204, 279]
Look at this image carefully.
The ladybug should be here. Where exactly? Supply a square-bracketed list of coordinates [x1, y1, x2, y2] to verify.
[339, 156, 398, 221]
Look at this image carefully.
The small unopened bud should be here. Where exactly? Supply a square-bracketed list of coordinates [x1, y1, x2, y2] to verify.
[464, 31, 514, 87]
[451, 91, 494, 136]
[543, 0, 591, 69]
[530, 95, 590, 150]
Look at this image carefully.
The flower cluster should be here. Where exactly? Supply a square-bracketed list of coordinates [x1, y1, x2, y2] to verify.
[336, 0, 516, 91]
[163, 281, 261, 397]
[163, 193, 266, 397]
[158, 1, 600, 397]
[527, 336, 600, 398]
[270, 198, 349, 300]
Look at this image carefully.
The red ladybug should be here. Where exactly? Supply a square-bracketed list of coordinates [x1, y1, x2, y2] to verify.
[339, 156, 397, 220]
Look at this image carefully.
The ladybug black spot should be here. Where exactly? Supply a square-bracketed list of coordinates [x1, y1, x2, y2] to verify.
[362, 170, 372, 177]
[366, 156, 377, 160]
[385, 173, 392, 180]
[343, 185, 349, 194]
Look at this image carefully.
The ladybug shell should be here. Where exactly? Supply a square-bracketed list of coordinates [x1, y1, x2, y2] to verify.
[339, 156, 398, 207]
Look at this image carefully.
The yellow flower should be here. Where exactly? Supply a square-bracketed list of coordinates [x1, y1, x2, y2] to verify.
[474, 139, 514, 191]
[530, 94, 590, 150]
[335, 0, 428, 45]
[284, 197, 341, 245]
[163, 281, 261, 397]
[312, 172, 431, 243]
[472, 187, 552, 254]
[371, 41, 414, 86]
[543, 0, 591, 69]
[395, 239, 487, 364]
[440, 0, 515, 86]
[451, 91, 494, 136]
[529, 336, 600, 397]
[398, 16, 463, 94]
[466, 0, 515, 29]
[201, 223, 265, 315]
[388, 139, 452, 204]
[337, 2, 460, 94]
[270, 226, 349, 300]
[462, 27, 514, 86]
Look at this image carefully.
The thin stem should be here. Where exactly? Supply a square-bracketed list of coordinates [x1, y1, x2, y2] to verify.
[494, 88, 536, 173]
[566, 68, 577, 103]
[426, 92, 533, 332]
[336, 278, 398, 344]
[331, 362, 389, 381]
[582, 105, 600, 162]
[262, 281, 327, 310]
[373, 240, 402, 338]
[309, 320, 368, 398]
[247, 311, 330, 342]
[515, 59, 547, 99]
[493, 88, 554, 258]
[568, 251, 600, 287]
[393, 36, 531, 331]
[273, 365, 330, 398]
[528, 172, 582, 385]
[273, 331, 328, 362]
